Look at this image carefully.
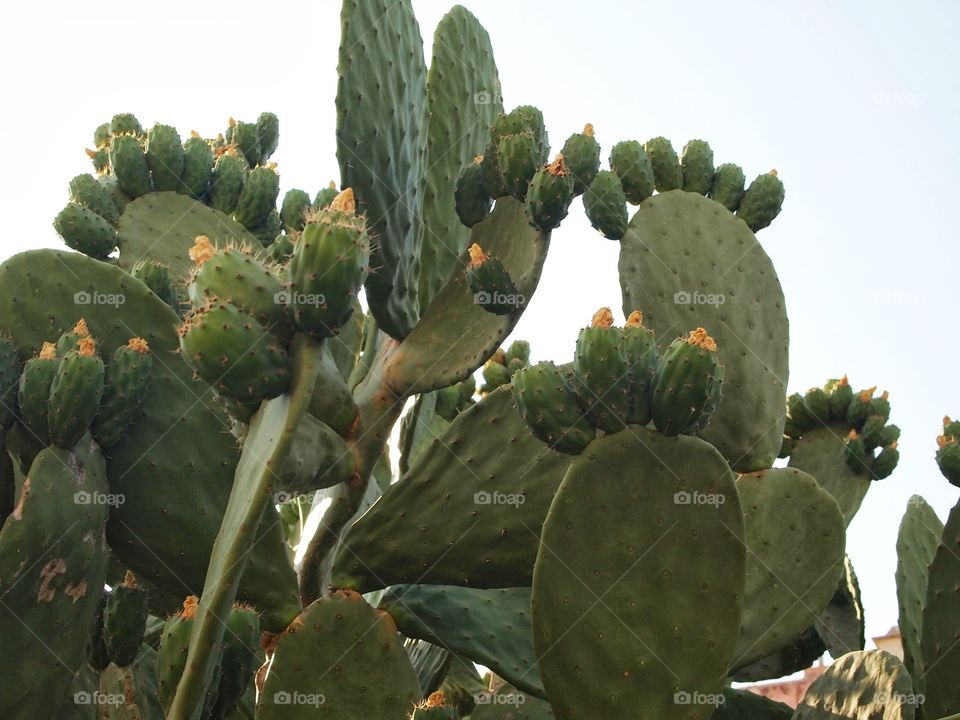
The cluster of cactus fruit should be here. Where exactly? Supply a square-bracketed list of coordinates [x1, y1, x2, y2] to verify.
[0, 2, 957, 719]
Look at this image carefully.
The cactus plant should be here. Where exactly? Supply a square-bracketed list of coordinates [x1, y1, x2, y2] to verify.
[0, 3, 947, 720]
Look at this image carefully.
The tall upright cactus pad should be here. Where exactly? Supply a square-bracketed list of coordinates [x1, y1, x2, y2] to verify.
[418, 6, 502, 307]
[793, 650, 917, 720]
[0, 440, 110, 717]
[116, 191, 259, 282]
[532, 427, 745, 720]
[815, 556, 866, 658]
[895, 496, 943, 692]
[918, 497, 960, 720]
[332, 388, 571, 591]
[0, 250, 299, 630]
[258, 590, 420, 719]
[337, 0, 429, 339]
[789, 424, 872, 525]
[381, 585, 544, 699]
[732, 468, 846, 670]
[385, 199, 550, 395]
[619, 190, 788, 470]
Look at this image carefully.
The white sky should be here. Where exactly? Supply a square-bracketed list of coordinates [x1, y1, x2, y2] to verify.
[2, 0, 959, 643]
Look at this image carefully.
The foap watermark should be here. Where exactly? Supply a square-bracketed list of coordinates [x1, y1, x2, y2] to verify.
[273, 489, 319, 505]
[877, 691, 924, 707]
[473, 90, 503, 106]
[75, 490, 125, 507]
[74, 290, 125, 307]
[272, 691, 326, 707]
[874, 91, 925, 107]
[275, 290, 325, 307]
[474, 290, 526, 310]
[674, 691, 725, 707]
[674, 490, 725, 507]
[474, 490, 526, 508]
[474, 691, 526, 707]
[73, 691, 125, 706]
[674, 290, 724, 307]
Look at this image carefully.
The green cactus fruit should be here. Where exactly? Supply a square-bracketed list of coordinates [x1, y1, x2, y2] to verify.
[232, 120, 262, 167]
[55, 317, 92, 357]
[860, 414, 887, 450]
[53, 203, 117, 259]
[109, 133, 153, 198]
[560, 123, 601, 195]
[156, 596, 219, 715]
[130, 259, 179, 312]
[506, 339, 531, 365]
[257, 111, 280, 160]
[188, 238, 291, 342]
[788, 392, 817, 433]
[525, 155, 575, 231]
[410, 691, 461, 719]
[828, 375, 854, 420]
[103, 571, 148, 667]
[804, 386, 831, 425]
[482, 106, 547, 198]
[870, 390, 891, 422]
[943, 415, 960, 439]
[845, 430, 869, 473]
[248, 208, 282, 247]
[207, 150, 248, 215]
[145, 123, 184, 192]
[466, 244, 522, 316]
[512, 361, 595, 454]
[288, 189, 370, 338]
[681, 139, 714, 194]
[280, 188, 312, 232]
[609, 140, 655, 204]
[937, 429, 960, 487]
[87, 593, 111, 671]
[573, 307, 629, 432]
[513, 105, 549, 154]
[709, 162, 746, 211]
[110, 113, 143, 137]
[879, 423, 901, 446]
[455, 157, 492, 227]
[498, 131, 544, 200]
[622, 310, 658, 425]
[210, 604, 261, 719]
[313, 181, 339, 210]
[481, 358, 511, 391]
[871, 443, 899, 480]
[69, 173, 120, 225]
[90, 338, 154, 448]
[583, 170, 628, 240]
[506, 357, 525, 376]
[650, 328, 723, 436]
[0, 336, 20, 430]
[178, 133, 215, 198]
[846, 386, 876, 428]
[737, 170, 785, 231]
[94, 122, 111, 148]
[266, 232, 295, 263]
[643, 136, 682, 191]
[98, 173, 131, 213]
[434, 384, 462, 422]
[87, 146, 110, 174]
[17, 342, 59, 445]
[47, 337, 105, 449]
[233, 164, 280, 229]
[178, 299, 291, 401]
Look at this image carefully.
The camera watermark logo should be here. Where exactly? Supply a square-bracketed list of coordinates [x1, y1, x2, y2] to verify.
[876, 692, 924, 706]
[473, 90, 503, 105]
[474, 490, 526, 508]
[474, 691, 526, 707]
[75, 490, 125, 507]
[874, 91, 924, 107]
[674, 290, 724, 307]
[474, 290, 526, 310]
[74, 290, 125, 307]
[73, 691, 125, 706]
[674, 490, 725, 507]
[674, 691, 725, 707]
[275, 290, 325, 307]
[272, 691, 325, 707]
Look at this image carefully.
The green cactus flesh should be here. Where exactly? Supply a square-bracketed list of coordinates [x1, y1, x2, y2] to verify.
[737, 171, 785, 231]
[789, 423, 872, 525]
[103, 572, 148, 667]
[455, 159, 493, 228]
[179, 134, 214, 198]
[609, 140, 655, 205]
[110, 133, 153, 198]
[815, 556, 866, 659]
[513, 361, 596, 454]
[258, 590, 420, 719]
[145, 123, 184, 192]
[233, 164, 280, 229]
[110, 113, 143, 137]
[47, 341, 105, 450]
[332, 388, 571, 592]
[622, 312, 658, 425]
[895, 495, 943, 693]
[470, 689, 555, 719]
[280, 188, 311, 232]
[573, 310, 629, 432]
[498, 132, 545, 200]
[709, 162, 746, 211]
[731, 468, 845, 670]
[712, 688, 793, 720]
[130, 259, 180, 312]
[257, 111, 280, 160]
[532, 427, 745, 720]
[644, 136, 683, 191]
[208, 151, 248, 215]
[0, 336, 19, 430]
[525, 156, 574, 232]
[794, 650, 916, 720]
[650, 328, 723, 436]
[681, 139, 714, 195]
[98, 645, 166, 720]
[69, 173, 120, 225]
[90, 338, 153, 448]
[381, 585, 544, 699]
[561, 124, 601, 195]
[466, 246, 521, 316]
[583, 170, 628, 240]
[16, 346, 59, 445]
[619, 190, 788, 470]
[53, 202, 117, 259]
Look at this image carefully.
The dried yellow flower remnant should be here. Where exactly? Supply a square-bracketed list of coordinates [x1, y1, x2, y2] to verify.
[190, 235, 215, 266]
[591, 307, 614, 328]
[77, 337, 97, 357]
[686, 327, 717, 352]
[329, 188, 356, 214]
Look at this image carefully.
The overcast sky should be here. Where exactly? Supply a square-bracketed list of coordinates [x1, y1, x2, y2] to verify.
[2, 0, 958, 647]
